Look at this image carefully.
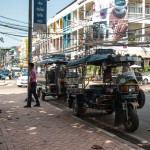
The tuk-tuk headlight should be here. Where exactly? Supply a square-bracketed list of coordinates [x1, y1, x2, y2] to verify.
[120, 78, 126, 84]
[129, 86, 136, 92]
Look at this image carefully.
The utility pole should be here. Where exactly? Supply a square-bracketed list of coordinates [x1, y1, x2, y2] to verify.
[26, 0, 32, 102]
[28, 0, 32, 63]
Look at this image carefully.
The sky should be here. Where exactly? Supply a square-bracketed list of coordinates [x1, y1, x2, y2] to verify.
[0, 0, 73, 47]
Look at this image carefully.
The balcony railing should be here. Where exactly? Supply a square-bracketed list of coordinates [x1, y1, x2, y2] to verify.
[63, 25, 71, 32]
[129, 12, 150, 21]
[128, 13, 143, 21]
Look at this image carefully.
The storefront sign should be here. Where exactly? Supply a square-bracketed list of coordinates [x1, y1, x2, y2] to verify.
[34, 0, 47, 32]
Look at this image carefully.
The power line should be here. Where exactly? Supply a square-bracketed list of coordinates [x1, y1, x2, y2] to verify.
[0, 15, 28, 24]
[0, 23, 28, 32]
[0, 20, 28, 29]
[2, 34, 22, 42]
[0, 31, 27, 37]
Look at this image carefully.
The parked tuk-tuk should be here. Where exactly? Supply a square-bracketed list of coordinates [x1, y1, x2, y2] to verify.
[66, 49, 145, 132]
[36, 54, 68, 100]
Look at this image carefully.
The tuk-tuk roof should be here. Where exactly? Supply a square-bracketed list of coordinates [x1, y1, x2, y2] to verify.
[68, 54, 139, 66]
[36, 56, 68, 65]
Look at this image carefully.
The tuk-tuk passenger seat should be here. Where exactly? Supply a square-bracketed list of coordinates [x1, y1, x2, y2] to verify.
[84, 89, 94, 99]
[89, 85, 104, 98]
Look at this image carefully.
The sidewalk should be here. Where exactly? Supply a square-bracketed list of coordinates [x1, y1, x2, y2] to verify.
[0, 80, 9, 86]
[0, 93, 141, 150]
[140, 85, 150, 92]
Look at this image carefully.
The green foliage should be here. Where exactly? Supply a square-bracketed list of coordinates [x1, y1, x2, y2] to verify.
[143, 66, 150, 72]
[112, 68, 118, 74]
[85, 65, 100, 78]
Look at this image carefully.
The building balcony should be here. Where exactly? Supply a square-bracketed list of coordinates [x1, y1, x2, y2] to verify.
[85, 10, 93, 20]
[63, 25, 71, 33]
[128, 12, 150, 23]
[63, 43, 72, 50]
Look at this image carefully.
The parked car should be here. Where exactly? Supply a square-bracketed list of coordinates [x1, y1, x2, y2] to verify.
[11, 67, 21, 77]
[142, 72, 150, 84]
[0, 69, 5, 80]
[17, 72, 28, 87]
[0, 68, 12, 79]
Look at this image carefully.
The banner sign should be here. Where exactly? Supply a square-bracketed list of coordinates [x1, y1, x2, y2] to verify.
[34, 0, 47, 32]
[93, 0, 128, 44]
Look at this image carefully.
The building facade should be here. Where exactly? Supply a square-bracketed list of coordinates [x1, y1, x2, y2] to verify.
[33, 0, 150, 65]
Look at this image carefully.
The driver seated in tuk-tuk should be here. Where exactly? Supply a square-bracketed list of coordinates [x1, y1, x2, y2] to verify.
[46, 67, 56, 84]
[121, 65, 135, 77]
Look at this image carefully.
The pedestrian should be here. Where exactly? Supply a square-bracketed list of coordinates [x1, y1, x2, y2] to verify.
[24, 63, 40, 108]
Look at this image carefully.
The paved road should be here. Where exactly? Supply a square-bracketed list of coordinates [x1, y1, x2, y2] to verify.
[1, 80, 150, 149]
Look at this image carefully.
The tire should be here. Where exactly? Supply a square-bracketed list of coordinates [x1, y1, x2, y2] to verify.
[105, 110, 114, 114]
[137, 89, 145, 108]
[72, 98, 83, 117]
[143, 79, 148, 85]
[40, 91, 45, 101]
[56, 94, 61, 99]
[17, 85, 22, 87]
[123, 108, 139, 132]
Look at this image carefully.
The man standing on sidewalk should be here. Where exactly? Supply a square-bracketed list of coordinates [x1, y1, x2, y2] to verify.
[24, 63, 40, 108]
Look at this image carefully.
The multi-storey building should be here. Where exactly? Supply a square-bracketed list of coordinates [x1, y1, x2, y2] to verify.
[48, 0, 93, 57]
[34, 0, 150, 65]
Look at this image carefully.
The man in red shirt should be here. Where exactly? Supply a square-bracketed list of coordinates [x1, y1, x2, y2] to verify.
[24, 63, 40, 108]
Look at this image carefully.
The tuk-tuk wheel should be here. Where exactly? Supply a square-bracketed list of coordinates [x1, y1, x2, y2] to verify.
[40, 91, 45, 101]
[105, 110, 114, 114]
[137, 89, 145, 109]
[123, 108, 139, 132]
[73, 98, 83, 117]
[56, 95, 61, 99]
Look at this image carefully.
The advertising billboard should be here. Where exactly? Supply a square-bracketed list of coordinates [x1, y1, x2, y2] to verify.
[93, 0, 128, 44]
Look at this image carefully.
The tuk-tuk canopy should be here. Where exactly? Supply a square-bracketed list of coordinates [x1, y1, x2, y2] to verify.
[36, 54, 68, 65]
[68, 54, 139, 67]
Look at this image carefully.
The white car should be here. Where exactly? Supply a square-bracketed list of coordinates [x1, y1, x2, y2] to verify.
[17, 72, 28, 87]
[142, 72, 150, 84]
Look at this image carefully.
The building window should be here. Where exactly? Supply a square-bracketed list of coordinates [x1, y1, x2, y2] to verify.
[146, 5, 150, 14]
[145, 31, 150, 41]
[67, 14, 71, 26]
[129, 7, 135, 13]
[129, 3, 136, 13]
[137, 4, 142, 13]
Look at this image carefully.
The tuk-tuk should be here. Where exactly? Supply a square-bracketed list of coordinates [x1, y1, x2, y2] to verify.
[66, 49, 145, 132]
[36, 54, 68, 100]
